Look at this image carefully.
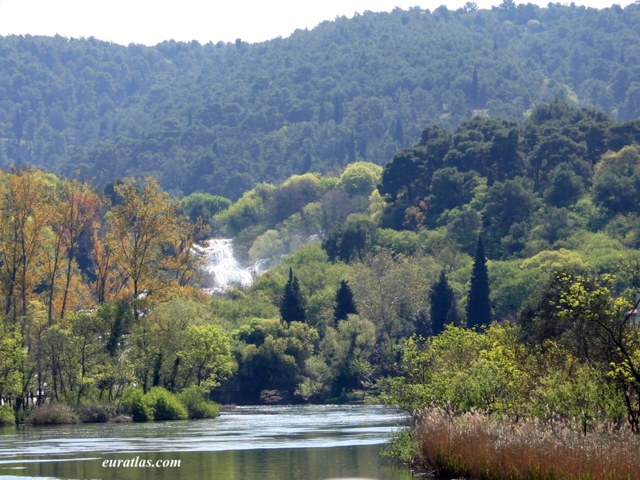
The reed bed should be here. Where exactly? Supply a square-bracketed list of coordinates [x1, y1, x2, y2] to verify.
[415, 409, 640, 480]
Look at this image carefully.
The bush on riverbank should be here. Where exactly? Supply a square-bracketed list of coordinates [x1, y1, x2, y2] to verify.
[31, 403, 79, 425]
[121, 387, 188, 421]
[415, 409, 640, 480]
[76, 403, 116, 423]
[145, 387, 188, 421]
[121, 388, 154, 421]
[179, 386, 220, 419]
[0, 404, 15, 426]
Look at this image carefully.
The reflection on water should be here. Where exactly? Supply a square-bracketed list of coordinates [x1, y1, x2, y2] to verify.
[0, 405, 414, 480]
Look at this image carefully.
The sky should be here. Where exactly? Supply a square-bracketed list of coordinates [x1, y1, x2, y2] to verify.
[0, 0, 635, 46]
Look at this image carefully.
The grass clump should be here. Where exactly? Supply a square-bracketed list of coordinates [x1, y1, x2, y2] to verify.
[0, 404, 15, 426]
[179, 386, 220, 419]
[31, 403, 79, 425]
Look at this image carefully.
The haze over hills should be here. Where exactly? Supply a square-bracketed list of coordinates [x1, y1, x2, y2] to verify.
[0, 3, 639, 198]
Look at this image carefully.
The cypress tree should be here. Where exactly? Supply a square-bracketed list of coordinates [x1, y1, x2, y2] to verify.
[280, 268, 306, 323]
[430, 270, 458, 336]
[471, 66, 479, 107]
[334, 280, 358, 324]
[466, 235, 491, 329]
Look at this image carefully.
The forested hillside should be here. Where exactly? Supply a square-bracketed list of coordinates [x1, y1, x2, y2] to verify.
[1, 3, 640, 199]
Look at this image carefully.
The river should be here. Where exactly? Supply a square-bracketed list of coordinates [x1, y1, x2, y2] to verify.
[0, 404, 415, 480]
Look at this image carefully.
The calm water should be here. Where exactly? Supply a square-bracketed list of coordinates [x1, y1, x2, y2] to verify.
[0, 404, 415, 480]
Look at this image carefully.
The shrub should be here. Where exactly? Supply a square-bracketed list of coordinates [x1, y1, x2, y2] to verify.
[0, 404, 15, 426]
[382, 428, 420, 466]
[179, 386, 220, 419]
[31, 403, 79, 425]
[144, 387, 188, 421]
[121, 387, 189, 422]
[76, 403, 116, 423]
[120, 388, 154, 422]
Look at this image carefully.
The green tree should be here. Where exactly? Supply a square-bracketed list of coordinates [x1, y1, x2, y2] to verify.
[350, 252, 435, 372]
[384, 324, 528, 415]
[519, 272, 640, 431]
[180, 193, 231, 231]
[0, 323, 24, 401]
[322, 214, 377, 263]
[466, 236, 491, 329]
[592, 145, 640, 215]
[182, 324, 235, 390]
[338, 161, 383, 197]
[334, 280, 358, 324]
[320, 315, 376, 397]
[280, 268, 306, 323]
[234, 318, 318, 402]
[430, 271, 458, 336]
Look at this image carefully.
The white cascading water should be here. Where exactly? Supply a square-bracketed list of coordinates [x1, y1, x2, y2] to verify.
[193, 238, 255, 294]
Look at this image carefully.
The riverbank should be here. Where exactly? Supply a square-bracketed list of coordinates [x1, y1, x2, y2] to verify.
[0, 386, 221, 426]
[405, 409, 640, 480]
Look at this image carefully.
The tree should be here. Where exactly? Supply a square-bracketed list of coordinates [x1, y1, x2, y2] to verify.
[44, 179, 98, 323]
[520, 272, 640, 432]
[105, 177, 183, 319]
[180, 193, 231, 224]
[234, 318, 318, 402]
[338, 161, 383, 197]
[350, 252, 434, 372]
[592, 145, 640, 215]
[280, 268, 306, 323]
[482, 177, 539, 256]
[322, 214, 377, 263]
[430, 271, 458, 336]
[466, 235, 491, 329]
[334, 280, 358, 324]
[0, 168, 53, 322]
[319, 315, 376, 397]
[182, 324, 235, 389]
[0, 323, 24, 402]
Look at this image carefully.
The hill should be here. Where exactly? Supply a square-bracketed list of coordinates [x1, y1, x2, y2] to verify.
[0, 3, 639, 198]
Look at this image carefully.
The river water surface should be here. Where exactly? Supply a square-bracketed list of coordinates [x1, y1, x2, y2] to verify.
[0, 404, 415, 480]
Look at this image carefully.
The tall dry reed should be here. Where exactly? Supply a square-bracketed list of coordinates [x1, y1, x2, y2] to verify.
[415, 408, 640, 480]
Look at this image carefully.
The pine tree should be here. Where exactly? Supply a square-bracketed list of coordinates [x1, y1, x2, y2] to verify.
[280, 268, 306, 323]
[430, 270, 458, 336]
[334, 280, 358, 324]
[466, 235, 491, 329]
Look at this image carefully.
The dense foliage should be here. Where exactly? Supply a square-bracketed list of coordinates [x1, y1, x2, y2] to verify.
[2, 100, 640, 420]
[0, 170, 235, 419]
[0, 4, 639, 200]
[203, 101, 640, 408]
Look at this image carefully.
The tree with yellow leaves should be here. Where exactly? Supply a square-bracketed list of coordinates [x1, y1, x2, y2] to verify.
[0, 168, 53, 325]
[105, 177, 192, 318]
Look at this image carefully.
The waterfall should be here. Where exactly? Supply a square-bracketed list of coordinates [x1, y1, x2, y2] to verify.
[194, 238, 255, 294]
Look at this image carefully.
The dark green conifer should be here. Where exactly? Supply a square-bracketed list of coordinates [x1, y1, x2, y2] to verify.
[430, 270, 458, 336]
[466, 235, 491, 329]
[280, 268, 306, 323]
[334, 280, 358, 324]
